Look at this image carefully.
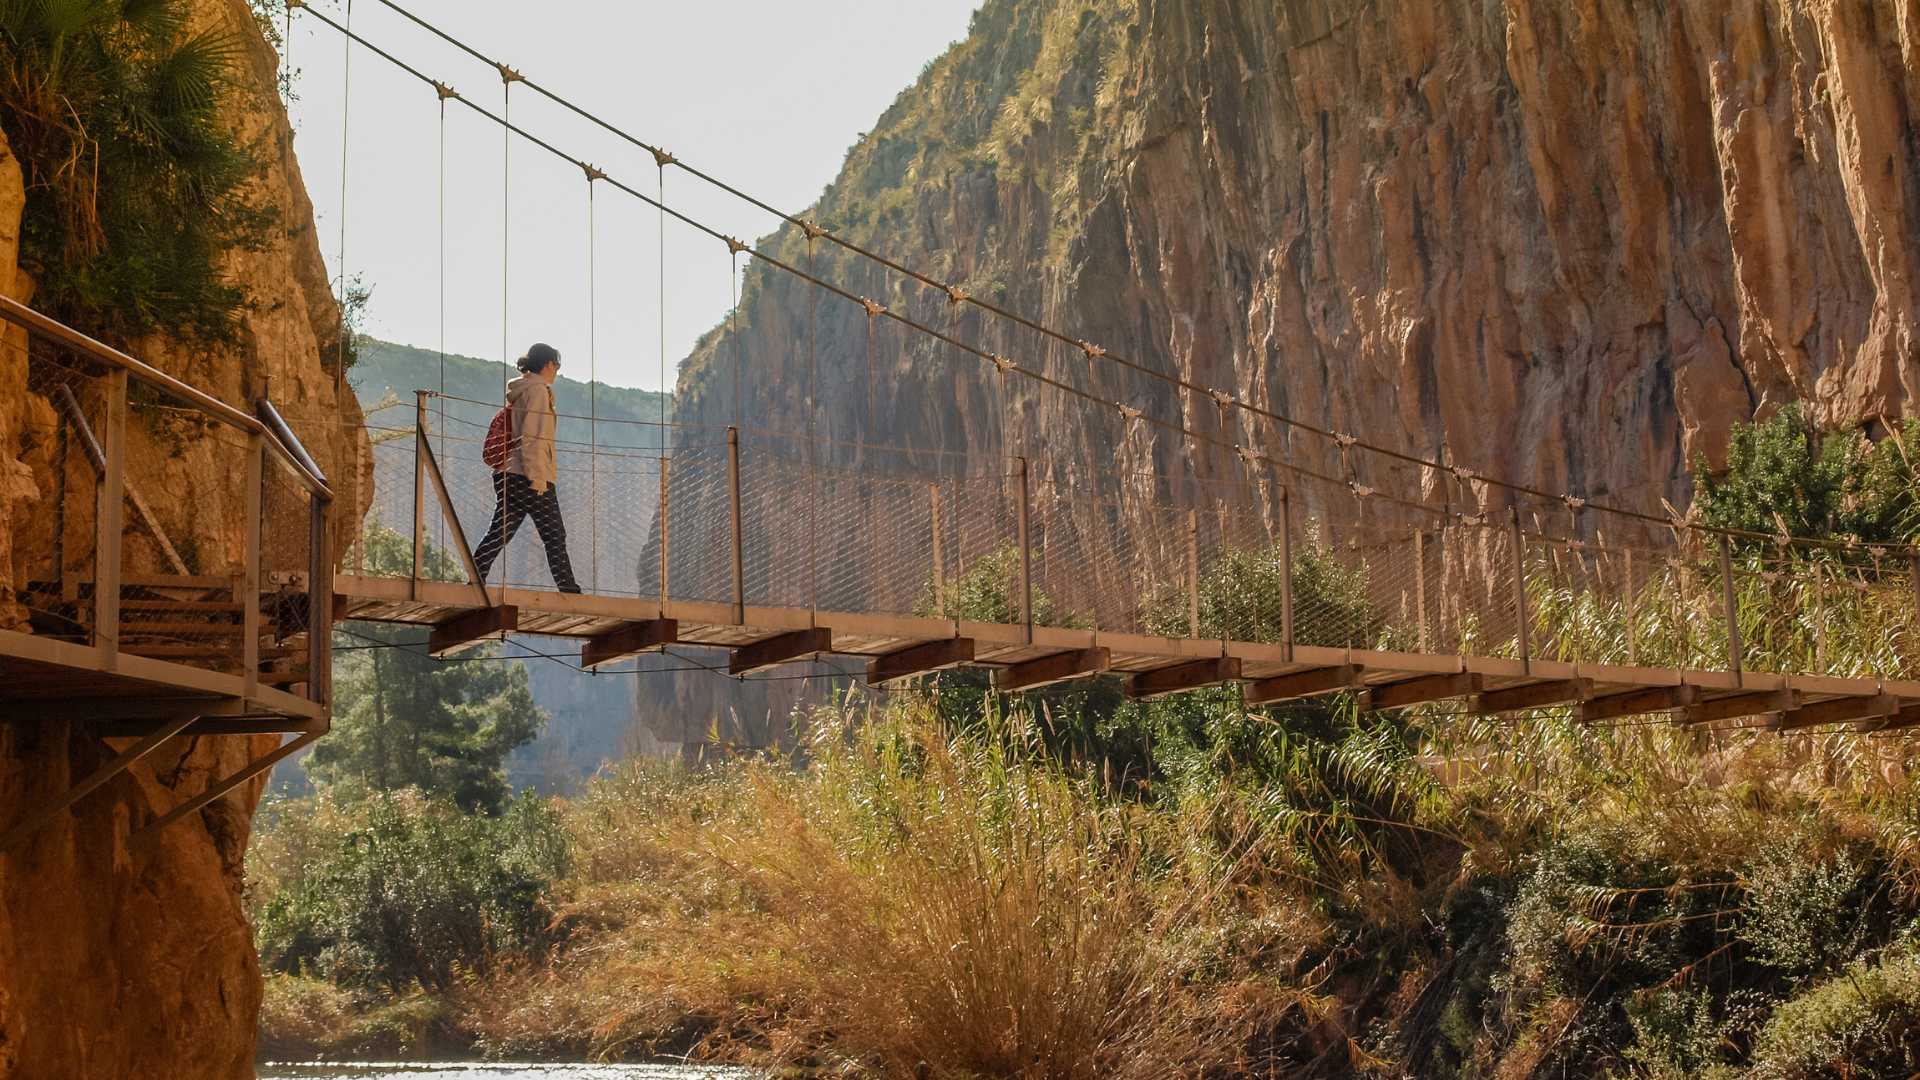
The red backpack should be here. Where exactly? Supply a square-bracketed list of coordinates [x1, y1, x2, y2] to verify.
[482, 406, 512, 470]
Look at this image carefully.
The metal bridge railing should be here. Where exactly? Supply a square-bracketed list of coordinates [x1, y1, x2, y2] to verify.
[355, 394, 1920, 687]
[1, 295, 334, 708]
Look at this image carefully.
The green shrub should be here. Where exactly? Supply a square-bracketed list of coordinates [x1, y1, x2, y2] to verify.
[254, 790, 570, 992]
[1, 0, 276, 339]
[1749, 950, 1920, 1079]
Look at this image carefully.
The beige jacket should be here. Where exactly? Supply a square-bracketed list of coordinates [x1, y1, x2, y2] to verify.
[504, 374, 558, 492]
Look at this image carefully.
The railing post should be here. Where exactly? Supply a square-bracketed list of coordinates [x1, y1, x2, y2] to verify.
[1016, 456, 1032, 641]
[97, 368, 127, 669]
[657, 458, 671, 615]
[1720, 534, 1742, 676]
[1623, 547, 1638, 667]
[1278, 485, 1294, 661]
[1509, 506, 1530, 673]
[243, 433, 263, 700]
[1910, 552, 1920, 630]
[727, 427, 744, 625]
[1413, 527, 1429, 652]
[1187, 508, 1201, 638]
[309, 490, 332, 705]
[411, 391, 428, 598]
[929, 482, 945, 617]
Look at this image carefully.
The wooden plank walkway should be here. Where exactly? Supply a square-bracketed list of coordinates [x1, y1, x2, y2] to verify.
[335, 576, 1920, 732]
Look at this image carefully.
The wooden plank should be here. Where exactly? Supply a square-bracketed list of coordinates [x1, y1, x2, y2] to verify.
[1370, 672, 1483, 710]
[581, 619, 678, 669]
[0, 713, 197, 852]
[1245, 664, 1364, 705]
[1476, 678, 1593, 714]
[427, 605, 519, 657]
[729, 626, 833, 675]
[995, 647, 1110, 693]
[1580, 684, 1700, 723]
[867, 638, 974, 686]
[1683, 689, 1799, 726]
[1129, 656, 1241, 700]
[1775, 694, 1899, 732]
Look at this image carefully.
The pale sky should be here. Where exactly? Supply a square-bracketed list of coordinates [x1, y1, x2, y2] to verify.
[286, 0, 981, 391]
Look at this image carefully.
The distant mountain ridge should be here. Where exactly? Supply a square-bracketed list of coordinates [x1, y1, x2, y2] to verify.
[350, 336, 670, 445]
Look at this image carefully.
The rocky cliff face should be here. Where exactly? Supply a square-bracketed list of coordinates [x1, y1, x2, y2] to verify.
[646, 0, 1920, 747]
[0, 2, 362, 1075]
[683, 0, 1920, 501]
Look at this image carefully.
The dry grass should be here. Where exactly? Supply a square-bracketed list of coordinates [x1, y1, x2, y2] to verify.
[471, 704, 1304, 1076]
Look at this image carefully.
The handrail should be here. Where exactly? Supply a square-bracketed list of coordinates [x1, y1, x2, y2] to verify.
[0, 295, 333, 501]
[258, 397, 331, 496]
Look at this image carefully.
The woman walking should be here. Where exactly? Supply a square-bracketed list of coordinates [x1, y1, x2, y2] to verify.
[473, 343, 583, 593]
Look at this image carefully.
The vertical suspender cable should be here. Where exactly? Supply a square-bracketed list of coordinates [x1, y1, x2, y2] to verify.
[586, 171, 599, 592]
[495, 66, 518, 591]
[436, 87, 449, 557]
[806, 232, 819, 622]
[333, 0, 353, 401]
[731, 248, 741, 428]
[658, 163, 668, 449]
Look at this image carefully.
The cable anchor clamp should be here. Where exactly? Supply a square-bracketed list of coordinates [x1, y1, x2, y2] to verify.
[1117, 404, 1142, 424]
[1237, 446, 1261, 465]
[859, 297, 885, 319]
[433, 80, 459, 101]
[724, 236, 748, 255]
[496, 63, 525, 84]
[650, 147, 677, 169]
[1078, 340, 1106, 359]
[943, 284, 968, 305]
[1563, 495, 1586, 511]
[987, 353, 1014, 374]
[1350, 483, 1376, 499]
[1332, 431, 1358, 449]
[799, 219, 827, 241]
[286, 0, 305, 10]
[1209, 389, 1235, 409]
[581, 162, 608, 183]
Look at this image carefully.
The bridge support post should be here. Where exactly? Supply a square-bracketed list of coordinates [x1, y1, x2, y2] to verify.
[658, 458, 671, 616]
[411, 392, 428, 599]
[1278, 485, 1294, 661]
[243, 432, 263, 700]
[309, 487, 332, 705]
[1719, 534, 1742, 677]
[1413, 527, 1428, 653]
[1509, 507, 1530, 674]
[930, 483, 945, 617]
[97, 368, 127, 669]
[728, 427, 744, 625]
[1016, 456, 1032, 642]
[1187, 509, 1201, 638]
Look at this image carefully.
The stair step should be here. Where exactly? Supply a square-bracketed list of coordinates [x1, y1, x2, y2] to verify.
[122, 644, 295, 660]
[115, 622, 252, 636]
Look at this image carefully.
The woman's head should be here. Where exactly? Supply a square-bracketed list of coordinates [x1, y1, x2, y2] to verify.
[517, 342, 561, 382]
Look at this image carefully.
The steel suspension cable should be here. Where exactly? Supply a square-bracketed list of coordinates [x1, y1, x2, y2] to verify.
[294, 4, 1914, 556]
[351, 0, 1624, 521]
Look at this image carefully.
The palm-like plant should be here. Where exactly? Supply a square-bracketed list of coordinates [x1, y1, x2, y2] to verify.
[1, 0, 271, 338]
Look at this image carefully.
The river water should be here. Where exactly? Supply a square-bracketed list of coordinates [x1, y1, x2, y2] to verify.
[260, 1066, 750, 1079]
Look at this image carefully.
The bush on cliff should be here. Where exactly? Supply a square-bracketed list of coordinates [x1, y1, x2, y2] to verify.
[0, 0, 275, 339]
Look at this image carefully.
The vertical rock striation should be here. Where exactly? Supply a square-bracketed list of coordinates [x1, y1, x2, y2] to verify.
[0, 2, 364, 1075]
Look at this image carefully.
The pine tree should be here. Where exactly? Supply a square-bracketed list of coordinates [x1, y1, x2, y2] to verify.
[311, 525, 545, 813]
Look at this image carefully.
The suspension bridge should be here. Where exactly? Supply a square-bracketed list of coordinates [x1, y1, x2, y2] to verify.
[6, 1, 1920, 846]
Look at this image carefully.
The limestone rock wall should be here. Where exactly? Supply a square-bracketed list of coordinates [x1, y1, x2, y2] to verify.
[0, 2, 363, 1075]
